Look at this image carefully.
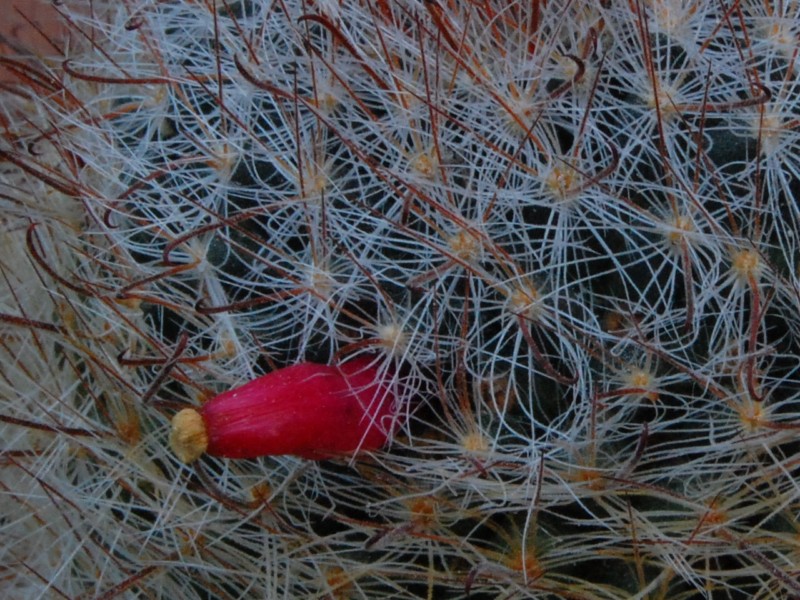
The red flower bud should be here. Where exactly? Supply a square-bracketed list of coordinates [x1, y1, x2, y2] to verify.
[170, 358, 396, 463]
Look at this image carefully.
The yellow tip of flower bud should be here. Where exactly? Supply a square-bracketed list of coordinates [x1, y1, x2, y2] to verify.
[170, 408, 208, 463]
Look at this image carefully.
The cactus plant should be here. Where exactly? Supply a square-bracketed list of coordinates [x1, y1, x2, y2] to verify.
[2, 1, 799, 598]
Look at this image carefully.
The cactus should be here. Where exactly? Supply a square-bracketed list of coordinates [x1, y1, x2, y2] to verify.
[2, 1, 799, 598]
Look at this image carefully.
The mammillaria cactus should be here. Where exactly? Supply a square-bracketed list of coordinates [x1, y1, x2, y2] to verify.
[2, 1, 799, 598]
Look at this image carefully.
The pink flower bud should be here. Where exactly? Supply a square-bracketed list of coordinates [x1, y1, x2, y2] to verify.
[170, 358, 396, 463]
